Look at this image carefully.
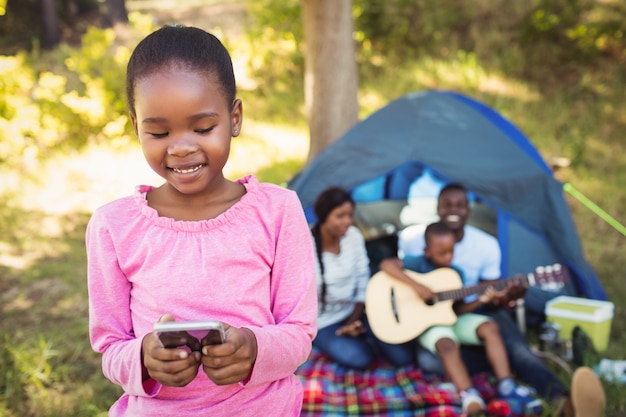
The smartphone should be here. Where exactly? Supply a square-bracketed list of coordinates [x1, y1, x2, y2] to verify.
[154, 320, 226, 352]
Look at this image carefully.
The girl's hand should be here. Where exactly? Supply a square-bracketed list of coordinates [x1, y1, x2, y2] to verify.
[201, 324, 258, 385]
[142, 314, 202, 387]
[336, 319, 365, 337]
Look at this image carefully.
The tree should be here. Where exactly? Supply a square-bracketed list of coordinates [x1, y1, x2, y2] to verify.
[41, 0, 60, 49]
[105, 0, 128, 26]
[301, 0, 358, 162]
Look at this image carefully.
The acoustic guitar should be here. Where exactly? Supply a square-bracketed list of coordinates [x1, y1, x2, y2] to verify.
[366, 264, 568, 344]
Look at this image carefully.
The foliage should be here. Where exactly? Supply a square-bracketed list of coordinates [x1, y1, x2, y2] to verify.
[0, 0, 101, 53]
[354, 0, 476, 56]
[0, 22, 147, 173]
[242, 0, 626, 97]
[242, 0, 304, 123]
[518, 0, 626, 82]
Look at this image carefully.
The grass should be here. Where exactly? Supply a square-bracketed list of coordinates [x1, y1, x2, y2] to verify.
[1, 4, 625, 417]
[0, 209, 117, 416]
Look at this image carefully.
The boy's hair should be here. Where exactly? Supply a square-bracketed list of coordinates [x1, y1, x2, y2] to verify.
[424, 221, 454, 246]
[126, 25, 236, 116]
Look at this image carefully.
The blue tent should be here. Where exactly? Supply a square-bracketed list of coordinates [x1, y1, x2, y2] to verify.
[288, 89, 607, 300]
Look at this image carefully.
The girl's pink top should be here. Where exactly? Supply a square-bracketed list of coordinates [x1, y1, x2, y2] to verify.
[86, 175, 317, 416]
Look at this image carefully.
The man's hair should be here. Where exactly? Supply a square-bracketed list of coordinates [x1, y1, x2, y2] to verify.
[438, 182, 467, 197]
[126, 25, 236, 117]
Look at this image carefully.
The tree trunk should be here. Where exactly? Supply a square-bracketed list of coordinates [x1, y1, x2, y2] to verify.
[105, 0, 128, 26]
[301, 0, 358, 162]
[40, 0, 60, 49]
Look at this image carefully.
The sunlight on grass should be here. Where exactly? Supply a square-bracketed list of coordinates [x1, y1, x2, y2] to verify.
[407, 55, 541, 102]
[226, 120, 308, 180]
[2, 291, 34, 311]
[358, 55, 541, 120]
[0, 243, 31, 270]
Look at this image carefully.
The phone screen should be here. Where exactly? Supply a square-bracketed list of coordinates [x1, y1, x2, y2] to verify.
[154, 321, 225, 352]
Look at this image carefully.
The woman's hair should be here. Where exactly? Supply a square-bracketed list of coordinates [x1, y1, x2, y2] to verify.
[311, 186, 354, 311]
[125, 25, 236, 117]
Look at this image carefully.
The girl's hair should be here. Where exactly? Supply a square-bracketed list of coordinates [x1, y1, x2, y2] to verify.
[126, 25, 236, 117]
[311, 186, 354, 311]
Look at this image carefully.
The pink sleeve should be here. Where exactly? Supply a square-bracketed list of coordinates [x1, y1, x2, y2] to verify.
[86, 213, 160, 397]
[244, 192, 318, 386]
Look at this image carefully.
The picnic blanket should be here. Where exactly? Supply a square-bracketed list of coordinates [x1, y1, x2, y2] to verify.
[296, 347, 537, 417]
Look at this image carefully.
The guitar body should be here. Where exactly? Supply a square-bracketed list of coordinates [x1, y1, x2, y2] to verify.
[366, 263, 568, 344]
[366, 268, 463, 344]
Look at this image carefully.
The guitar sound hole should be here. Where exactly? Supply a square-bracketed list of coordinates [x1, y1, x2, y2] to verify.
[390, 287, 400, 323]
[425, 298, 435, 306]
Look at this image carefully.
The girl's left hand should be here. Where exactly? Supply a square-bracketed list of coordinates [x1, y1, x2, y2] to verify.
[200, 324, 258, 385]
[336, 319, 365, 337]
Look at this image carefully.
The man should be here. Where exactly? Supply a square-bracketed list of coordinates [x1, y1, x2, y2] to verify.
[395, 183, 605, 416]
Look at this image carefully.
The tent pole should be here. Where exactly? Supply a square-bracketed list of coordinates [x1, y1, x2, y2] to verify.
[563, 183, 626, 238]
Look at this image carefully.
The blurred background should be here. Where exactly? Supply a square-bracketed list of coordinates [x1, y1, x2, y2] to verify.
[0, 0, 624, 415]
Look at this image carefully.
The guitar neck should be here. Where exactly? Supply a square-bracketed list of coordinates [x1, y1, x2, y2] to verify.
[436, 263, 568, 302]
[436, 275, 530, 302]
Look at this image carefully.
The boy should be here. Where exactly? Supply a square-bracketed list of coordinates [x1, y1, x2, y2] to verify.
[380, 222, 541, 415]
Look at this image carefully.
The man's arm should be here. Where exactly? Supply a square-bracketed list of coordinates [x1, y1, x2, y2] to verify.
[477, 277, 528, 309]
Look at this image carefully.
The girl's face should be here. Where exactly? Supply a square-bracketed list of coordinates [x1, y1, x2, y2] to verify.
[424, 233, 455, 268]
[132, 67, 242, 196]
[321, 201, 354, 239]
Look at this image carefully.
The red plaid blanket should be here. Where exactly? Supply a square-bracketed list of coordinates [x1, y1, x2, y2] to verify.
[296, 348, 534, 417]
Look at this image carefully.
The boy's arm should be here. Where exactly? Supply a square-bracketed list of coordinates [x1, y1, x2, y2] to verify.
[452, 265, 484, 315]
[379, 258, 433, 301]
[452, 299, 482, 315]
[454, 284, 506, 314]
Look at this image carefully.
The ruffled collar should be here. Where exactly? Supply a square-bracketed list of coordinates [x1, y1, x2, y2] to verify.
[132, 174, 258, 232]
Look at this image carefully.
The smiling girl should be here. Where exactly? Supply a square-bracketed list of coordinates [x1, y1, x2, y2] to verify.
[86, 25, 317, 416]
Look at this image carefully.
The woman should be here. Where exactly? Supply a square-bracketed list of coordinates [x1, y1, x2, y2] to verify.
[310, 186, 412, 369]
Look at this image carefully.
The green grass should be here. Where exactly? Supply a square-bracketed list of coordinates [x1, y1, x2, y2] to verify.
[1, 5, 625, 417]
[0, 209, 118, 416]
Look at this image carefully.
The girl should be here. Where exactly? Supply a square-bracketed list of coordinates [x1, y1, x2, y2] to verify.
[310, 186, 410, 369]
[86, 25, 317, 416]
